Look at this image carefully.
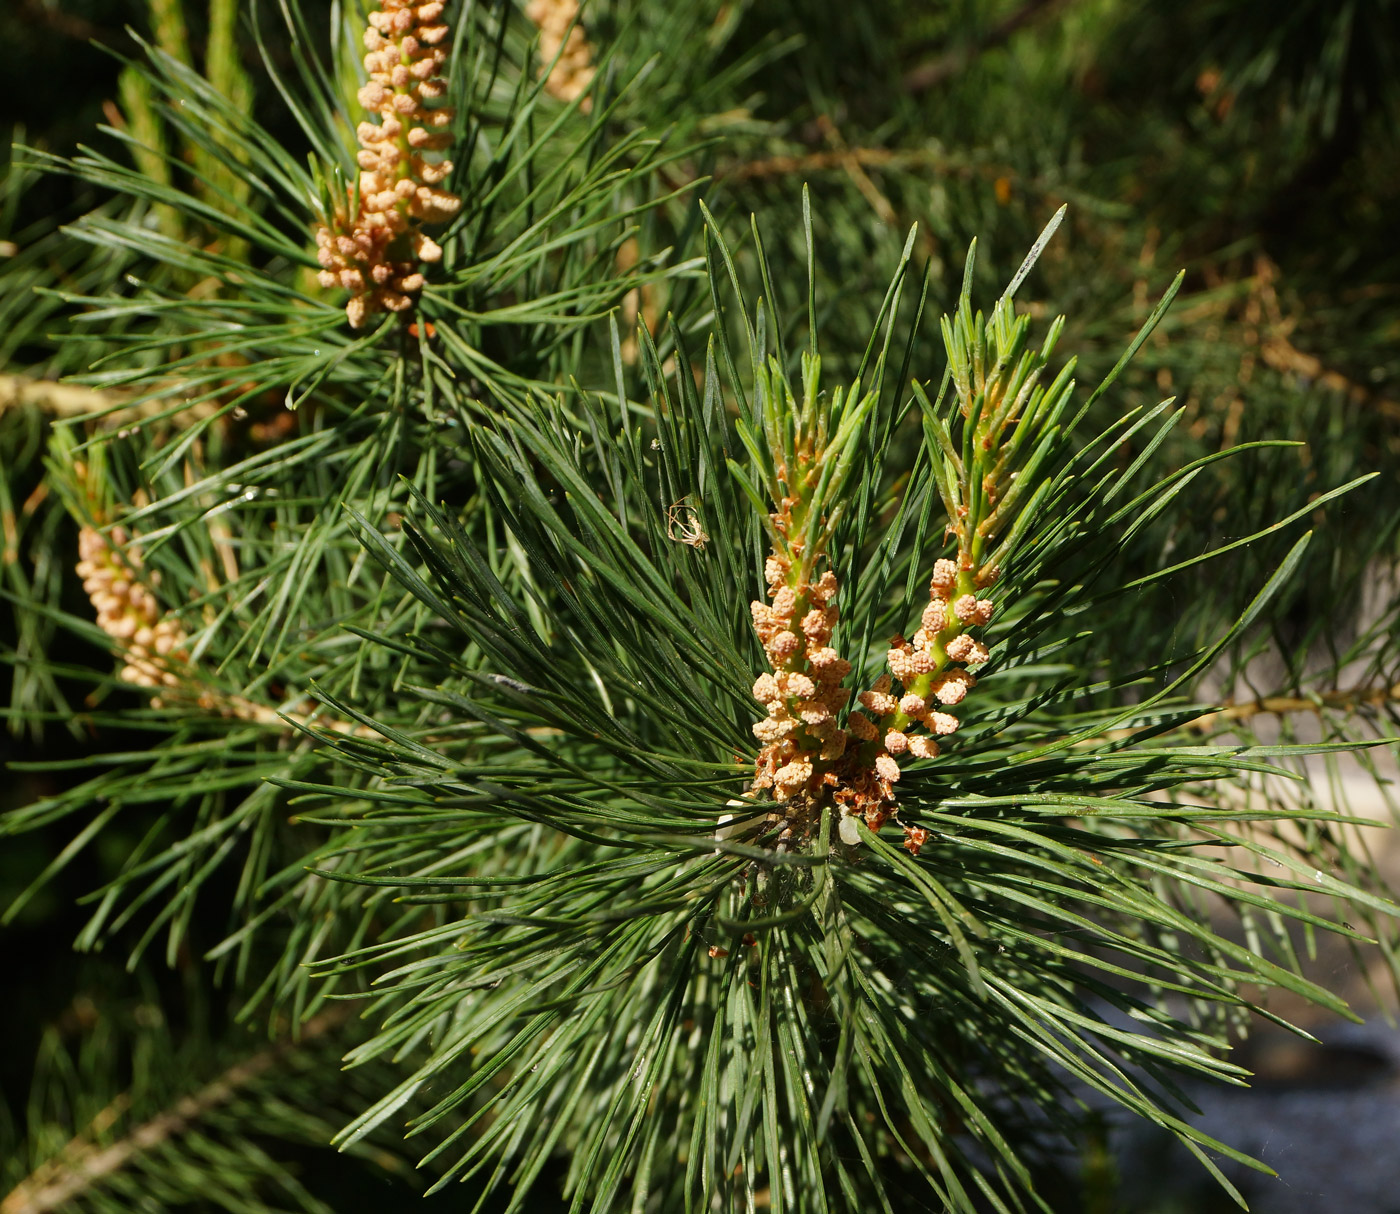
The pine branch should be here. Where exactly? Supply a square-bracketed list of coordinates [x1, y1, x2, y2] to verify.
[1259, 332, 1400, 422]
[0, 375, 232, 429]
[1, 1011, 347, 1214]
[0, 376, 127, 420]
[6, 3, 1400, 1209]
[713, 144, 1022, 195]
[14, 0, 119, 47]
[811, 115, 898, 229]
[1073, 682, 1400, 749]
[1196, 681, 1400, 729]
[177, 691, 379, 738]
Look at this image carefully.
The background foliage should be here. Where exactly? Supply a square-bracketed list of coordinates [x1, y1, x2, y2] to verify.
[3, 1, 1399, 1211]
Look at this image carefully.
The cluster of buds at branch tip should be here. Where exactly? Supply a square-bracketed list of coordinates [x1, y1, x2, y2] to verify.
[526, 0, 597, 110]
[739, 351, 880, 810]
[68, 445, 378, 736]
[750, 559, 852, 801]
[850, 558, 995, 824]
[315, 0, 462, 328]
[737, 219, 1079, 855]
[77, 524, 193, 704]
[735, 348, 888, 838]
[77, 519, 377, 737]
[835, 232, 1080, 844]
[827, 557, 995, 852]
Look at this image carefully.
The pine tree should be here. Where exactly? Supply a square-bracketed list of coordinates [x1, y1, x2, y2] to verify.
[4, 2, 1400, 1211]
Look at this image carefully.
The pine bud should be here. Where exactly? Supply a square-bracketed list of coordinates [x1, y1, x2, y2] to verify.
[944, 634, 990, 665]
[773, 759, 814, 799]
[874, 753, 901, 782]
[525, 0, 598, 111]
[846, 711, 878, 741]
[887, 645, 918, 684]
[858, 689, 898, 716]
[767, 630, 801, 662]
[921, 598, 949, 632]
[953, 594, 995, 625]
[77, 525, 189, 692]
[908, 735, 940, 759]
[930, 558, 957, 593]
[931, 670, 974, 706]
[314, 0, 461, 328]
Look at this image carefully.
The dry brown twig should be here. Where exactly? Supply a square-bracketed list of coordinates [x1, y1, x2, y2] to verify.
[717, 145, 974, 184]
[0, 1010, 348, 1214]
[903, 0, 1072, 94]
[814, 114, 899, 229]
[0, 375, 133, 421]
[15, 0, 117, 46]
[1259, 331, 1400, 422]
[1072, 682, 1400, 751]
[0, 374, 236, 431]
[1167, 254, 1400, 439]
[1192, 682, 1400, 731]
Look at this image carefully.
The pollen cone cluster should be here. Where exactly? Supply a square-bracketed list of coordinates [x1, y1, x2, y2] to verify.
[315, 0, 462, 328]
[77, 525, 191, 698]
[839, 558, 994, 847]
[749, 557, 852, 802]
[525, 0, 597, 110]
[77, 520, 377, 735]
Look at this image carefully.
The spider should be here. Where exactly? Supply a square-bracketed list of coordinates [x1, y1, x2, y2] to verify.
[665, 499, 709, 548]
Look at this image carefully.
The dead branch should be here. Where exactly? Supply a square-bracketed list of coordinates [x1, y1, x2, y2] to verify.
[1192, 683, 1400, 731]
[16, 0, 119, 46]
[904, 0, 1071, 94]
[1, 1010, 347, 1214]
[0, 375, 132, 421]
